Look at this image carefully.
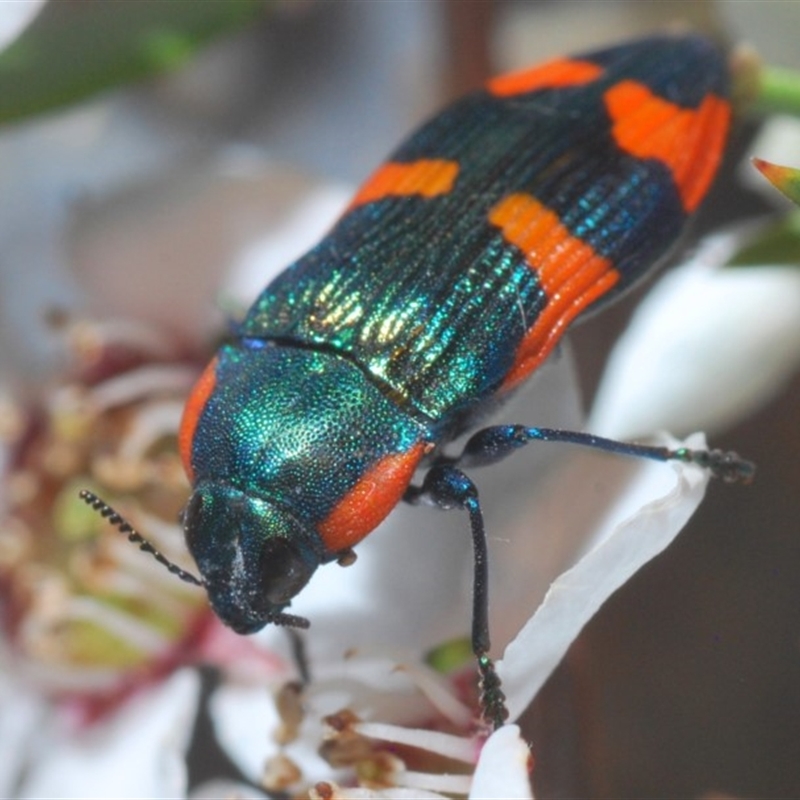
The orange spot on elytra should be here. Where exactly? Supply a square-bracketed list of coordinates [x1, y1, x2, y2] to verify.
[317, 442, 426, 554]
[178, 356, 218, 483]
[605, 80, 730, 212]
[487, 58, 603, 97]
[488, 193, 620, 389]
[347, 159, 459, 211]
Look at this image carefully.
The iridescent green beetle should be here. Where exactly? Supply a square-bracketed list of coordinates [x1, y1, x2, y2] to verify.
[83, 34, 753, 727]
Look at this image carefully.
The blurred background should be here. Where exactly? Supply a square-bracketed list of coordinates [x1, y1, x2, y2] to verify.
[0, 1, 798, 797]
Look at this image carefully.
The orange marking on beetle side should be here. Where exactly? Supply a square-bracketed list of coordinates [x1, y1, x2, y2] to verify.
[488, 193, 621, 390]
[317, 441, 427, 555]
[487, 58, 603, 97]
[347, 159, 459, 211]
[178, 356, 219, 482]
[605, 80, 731, 212]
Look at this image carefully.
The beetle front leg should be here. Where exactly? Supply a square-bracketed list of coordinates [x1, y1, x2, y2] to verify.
[406, 464, 508, 730]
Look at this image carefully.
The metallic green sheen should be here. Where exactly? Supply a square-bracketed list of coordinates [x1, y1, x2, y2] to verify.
[242, 35, 727, 422]
[180, 35, 730, 636]
[245, 208, 540, 423]
[190, 341, 427, 529]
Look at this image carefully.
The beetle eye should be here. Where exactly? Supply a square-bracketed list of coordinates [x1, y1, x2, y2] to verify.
[261, 538, 313, 604]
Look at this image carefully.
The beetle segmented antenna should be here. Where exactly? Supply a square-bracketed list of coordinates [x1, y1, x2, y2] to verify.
[79, 489, 203, 587]
[271, 611, 311, 630]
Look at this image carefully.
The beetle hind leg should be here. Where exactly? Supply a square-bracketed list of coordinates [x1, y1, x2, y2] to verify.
[447, 424, 755, 483]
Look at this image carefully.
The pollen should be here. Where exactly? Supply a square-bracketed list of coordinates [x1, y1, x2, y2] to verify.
[0, 315, 207, 709]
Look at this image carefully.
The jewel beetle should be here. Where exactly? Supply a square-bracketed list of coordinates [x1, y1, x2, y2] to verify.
[82, 33, 754, 728]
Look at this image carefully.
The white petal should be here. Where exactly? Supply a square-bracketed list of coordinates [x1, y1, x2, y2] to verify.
[391, 662, 473, 727]
[0, 672, 49, 797]
[18, 669, 200, 799]
[497, 434, 708, 720]
[209, 682, 335, 788]
[208, 682, 282, 784]
[354, 721, 477, 764]
[71, 151, 349, 343]
[190, 779, 269, 799]
[311, 786, 447, 800]
[590, 232, 800, 439]
[0, 0, 45, 51]
[398, 770, 472, 795]
[224, 177, 351, 305]
[0, 97, 210, 377]
[308, 781, 447, 800]
[469, 725, 533, 800]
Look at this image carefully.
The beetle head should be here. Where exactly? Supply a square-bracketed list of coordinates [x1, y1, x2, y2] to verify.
[182, 481, 317, 634]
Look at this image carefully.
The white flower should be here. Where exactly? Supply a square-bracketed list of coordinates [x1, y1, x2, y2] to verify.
[590, 226, 800, 439]
[0, 74, 771, 800]
[0, 154, 352, 797]
[1, 141, 758, 796]
[8, 669, 200, 799]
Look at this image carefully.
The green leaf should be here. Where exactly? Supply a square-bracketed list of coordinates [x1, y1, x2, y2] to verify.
[425, 636, 473, 674]
[755, 65, 800, 118]
[0, 0, 266, 125]
[731, 48, 800, 119]
[727, 211, 800, 268]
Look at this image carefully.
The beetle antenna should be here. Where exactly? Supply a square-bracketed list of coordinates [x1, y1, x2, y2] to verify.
[270, 610, 311, 630]
[79, 490, 203, 587]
